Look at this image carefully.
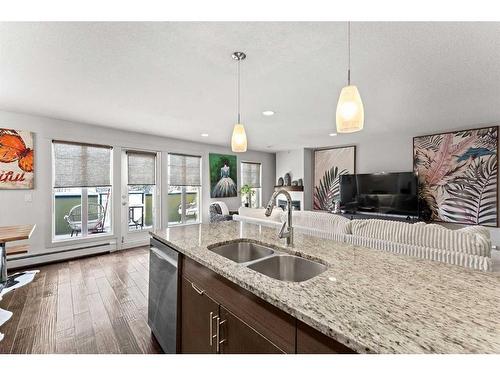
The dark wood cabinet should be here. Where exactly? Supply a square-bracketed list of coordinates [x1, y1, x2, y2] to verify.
[183, 256, 296, 353]
[181, 274, 284, 354]
[296, 321, 355, 354]
[219, 306, 284, 354]
[180, 276, 219, 354]
[179, 256, 357, 354]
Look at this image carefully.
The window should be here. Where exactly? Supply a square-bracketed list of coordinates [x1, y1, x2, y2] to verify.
[52, 141, 112, 241]
[241, 161, 262, 208]
[167, 153, 202, 225]
[127, 151, 157, 231]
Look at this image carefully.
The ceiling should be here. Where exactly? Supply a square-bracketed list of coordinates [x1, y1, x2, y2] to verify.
[0, 22, 499, 152]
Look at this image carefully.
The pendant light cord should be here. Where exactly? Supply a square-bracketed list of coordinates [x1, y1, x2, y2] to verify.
[347, 21, 351, 86]
[237, 58, 241, 124]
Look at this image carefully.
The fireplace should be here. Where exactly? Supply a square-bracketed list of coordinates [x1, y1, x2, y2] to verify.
[278, 199, 301, 211]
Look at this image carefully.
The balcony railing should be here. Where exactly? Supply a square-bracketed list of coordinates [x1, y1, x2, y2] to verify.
[55, 190, 199, 238]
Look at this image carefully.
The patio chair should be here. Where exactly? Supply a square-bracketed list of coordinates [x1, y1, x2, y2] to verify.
[178, 202, 198, 217]
[64, 203, 106, 236]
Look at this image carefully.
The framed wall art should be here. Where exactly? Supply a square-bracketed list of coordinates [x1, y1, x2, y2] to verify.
[313, 145, 356, 211]
[413, 126, 498, 227]
[0, 128, 34, 189]
[209, 153, 238, 198]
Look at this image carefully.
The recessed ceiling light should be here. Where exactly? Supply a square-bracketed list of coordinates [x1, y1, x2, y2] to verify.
[262, 110, 275, 116]
[329, 133, 337, 137]
[201, 133, 209, 137]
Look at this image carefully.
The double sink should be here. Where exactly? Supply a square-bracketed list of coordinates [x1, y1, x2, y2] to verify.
[208, 241, 327, 282]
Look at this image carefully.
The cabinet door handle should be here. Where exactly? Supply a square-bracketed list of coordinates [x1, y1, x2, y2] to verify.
[191, 282, 204, 295]
[216, 317, 226, 353]
[209, 312, 213, 346]
[209, 312, 218, 347]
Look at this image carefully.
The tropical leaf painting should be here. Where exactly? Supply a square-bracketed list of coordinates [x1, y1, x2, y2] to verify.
[441, 156, 497, 225]
[313, 166, 349, 211]
[413, 126, 498, 226]
[313, 146, 355, 211]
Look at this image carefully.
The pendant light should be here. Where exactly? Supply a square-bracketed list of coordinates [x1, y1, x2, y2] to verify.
[231, 51, 248, 152]
[336, 22, 364, 133]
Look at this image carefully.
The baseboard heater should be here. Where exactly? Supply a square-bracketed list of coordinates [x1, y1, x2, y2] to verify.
[7, 242, 113, 270]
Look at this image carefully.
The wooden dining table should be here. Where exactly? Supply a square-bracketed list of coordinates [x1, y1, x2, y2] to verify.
[0, 224, 36, 284]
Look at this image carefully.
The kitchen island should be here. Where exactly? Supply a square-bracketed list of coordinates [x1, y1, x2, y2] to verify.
[150, 221, 500, 354]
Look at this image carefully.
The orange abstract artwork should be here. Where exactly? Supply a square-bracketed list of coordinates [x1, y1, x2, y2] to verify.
[0, 128, 34, 189]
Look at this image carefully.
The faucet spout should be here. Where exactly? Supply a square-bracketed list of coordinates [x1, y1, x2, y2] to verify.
[265, 190, 279, 217]
[265, 189, 294, 246]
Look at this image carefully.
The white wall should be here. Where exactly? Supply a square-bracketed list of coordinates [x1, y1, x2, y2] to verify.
[0, 110, 275, 258]
[303, 149, 313, 211]
[275, 149, 307, 210]
[276, 149, 304, 183]
[351, 134, 412, 174]
[275, 148, 314, 210]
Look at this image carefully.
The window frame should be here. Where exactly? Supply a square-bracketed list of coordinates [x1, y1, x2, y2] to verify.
[240, 161, 262, 208]
[127, 184, 157, 233]
[125, 150, 159, 233]
[167, 153, 202, 226]
[51, 140, 114, 244]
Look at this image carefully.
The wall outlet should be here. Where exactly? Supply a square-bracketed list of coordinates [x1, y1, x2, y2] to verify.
[24, 193, 33, 202]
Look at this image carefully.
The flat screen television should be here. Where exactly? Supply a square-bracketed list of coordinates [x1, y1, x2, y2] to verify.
[339, 172, 419, 217]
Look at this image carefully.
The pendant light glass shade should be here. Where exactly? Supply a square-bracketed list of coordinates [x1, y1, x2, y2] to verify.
[231, 123, 247, 152]
[336, 85, 364, 133]
[336, 22, 364, 134]
[230, 51, 248, 153]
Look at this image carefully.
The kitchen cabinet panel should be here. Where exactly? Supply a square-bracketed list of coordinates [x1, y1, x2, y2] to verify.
[180, 256, 357, 354]
[296, 320, 356, 354]
[183, 256, 296, 353]
[180, 276, 219, 354]
[219, 306, 284, 354]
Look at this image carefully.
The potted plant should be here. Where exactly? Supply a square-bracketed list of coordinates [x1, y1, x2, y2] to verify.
[240, 184, 255, 208]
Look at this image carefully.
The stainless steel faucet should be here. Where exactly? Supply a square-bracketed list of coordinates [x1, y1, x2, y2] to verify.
[265, 189, 293, 246]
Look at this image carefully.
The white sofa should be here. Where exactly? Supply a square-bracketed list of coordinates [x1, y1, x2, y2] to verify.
[234, 208, 492, 271]
[233, 207, 284, 227]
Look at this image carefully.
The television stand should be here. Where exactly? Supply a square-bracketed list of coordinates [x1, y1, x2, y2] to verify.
[336, 212, 420, 223]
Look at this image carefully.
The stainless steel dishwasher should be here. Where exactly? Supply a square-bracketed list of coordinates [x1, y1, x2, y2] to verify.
[148, 237, 179, 353]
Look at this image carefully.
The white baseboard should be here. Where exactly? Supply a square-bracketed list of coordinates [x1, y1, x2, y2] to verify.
[7, 240, 117, 269]
[120, 239, 149, 250]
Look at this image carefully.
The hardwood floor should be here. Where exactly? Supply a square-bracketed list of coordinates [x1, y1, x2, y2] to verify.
[0, 247, 162, 354]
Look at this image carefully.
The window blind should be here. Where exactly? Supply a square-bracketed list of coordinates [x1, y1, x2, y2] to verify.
[241, 161, 261, 188]
[53, 141, 112, 188]
[168, 153, 201, 186]
[127, 151, 156, 185]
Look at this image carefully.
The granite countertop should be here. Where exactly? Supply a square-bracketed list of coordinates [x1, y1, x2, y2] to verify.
[150, 221, 500, 354]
